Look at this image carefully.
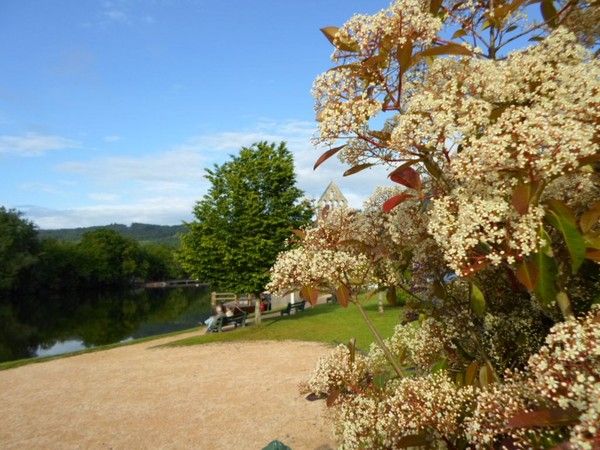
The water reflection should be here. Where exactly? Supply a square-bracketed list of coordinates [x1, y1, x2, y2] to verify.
[36, 339, 87, 357]
[0, 287, 210, 363]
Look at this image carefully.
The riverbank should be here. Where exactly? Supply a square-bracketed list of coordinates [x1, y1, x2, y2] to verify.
[0, 330, 336, 449]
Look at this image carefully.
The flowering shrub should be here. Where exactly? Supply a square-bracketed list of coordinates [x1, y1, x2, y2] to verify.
[268, 0, 600, 447]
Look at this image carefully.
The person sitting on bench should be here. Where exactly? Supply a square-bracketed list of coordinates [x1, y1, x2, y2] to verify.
[204, 305, 224, 330]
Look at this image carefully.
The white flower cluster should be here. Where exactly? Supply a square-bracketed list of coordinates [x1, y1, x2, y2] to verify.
[331, 372, 475, 449]
[424, 29, 599, 273]
[384, 373, 476, 444]
[464, 379, 537, 448]
[334, 0, 441, 58]
[467, 307, 600, 448]
[368, 318, 456, 372]
[313, 0, 443, 145]
[266, 247, 371, 294]
[304, 344, 371, 396]
[312, 68, 381, 143]
[428, 187, 545, 274]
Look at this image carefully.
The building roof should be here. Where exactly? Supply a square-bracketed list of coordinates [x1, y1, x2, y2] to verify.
[316, 181, 348, 210]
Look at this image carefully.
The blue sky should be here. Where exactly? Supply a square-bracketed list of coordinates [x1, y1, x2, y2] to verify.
[0, 0, 393, 228]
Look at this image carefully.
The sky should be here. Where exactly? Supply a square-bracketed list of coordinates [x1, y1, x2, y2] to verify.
[0, 0, 395, 229]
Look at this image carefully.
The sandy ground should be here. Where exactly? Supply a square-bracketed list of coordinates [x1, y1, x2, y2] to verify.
[0, 331, 337, 450]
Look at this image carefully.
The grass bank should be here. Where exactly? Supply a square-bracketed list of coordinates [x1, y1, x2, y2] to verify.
[167, 298, 403, 350]
[0, 327, 196, 371]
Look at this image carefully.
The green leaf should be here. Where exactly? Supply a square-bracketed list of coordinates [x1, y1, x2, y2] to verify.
[556, 291, 574, 318]
[479, 364, 492, 386]
[431, 358, 448, 372]
[313, 144, 346, 170]
[534, 231, 558, 305]
[343, 163, 374, 176]
[470, 283, 486, 317]
[546, 200, 586, 273]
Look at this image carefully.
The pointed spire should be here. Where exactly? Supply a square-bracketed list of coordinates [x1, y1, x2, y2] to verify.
[316, 181, 348, 211]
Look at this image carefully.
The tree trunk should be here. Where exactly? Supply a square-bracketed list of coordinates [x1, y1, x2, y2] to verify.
[386, 286, 398, 306]
[254, 294, 262, 325]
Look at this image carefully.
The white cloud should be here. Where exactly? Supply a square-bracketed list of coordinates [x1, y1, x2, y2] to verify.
[178, 119, 391, 208]
[88, 193, 120, 202]
[42, 119, 393, 227]
[21, 198, 194, 229]
[103, 135, 121, 143]
[103, 9, 128, 23]
[0, 132, 79, 157]
[57, 148, 207, 184]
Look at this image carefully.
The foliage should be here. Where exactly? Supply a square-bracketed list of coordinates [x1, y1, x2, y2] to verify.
[268, 0, 600, 447]
[38, 223, 185, 246]
[0, 207, 39, 294]
[178, 141, 313, 294]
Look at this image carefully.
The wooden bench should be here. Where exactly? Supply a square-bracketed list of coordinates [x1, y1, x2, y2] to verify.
[206, 312, 247, 333]
[281, 300, 307, 316]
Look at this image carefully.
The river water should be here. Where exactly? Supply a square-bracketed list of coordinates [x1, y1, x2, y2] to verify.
[0, 286, 211, 363]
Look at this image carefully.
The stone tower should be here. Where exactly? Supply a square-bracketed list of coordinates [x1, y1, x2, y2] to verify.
[316, 181, 348, 218]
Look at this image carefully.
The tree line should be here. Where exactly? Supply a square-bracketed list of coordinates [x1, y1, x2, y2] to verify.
[0, 207, 185, 303]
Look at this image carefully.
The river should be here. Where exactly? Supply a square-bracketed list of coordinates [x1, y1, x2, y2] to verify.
[0, 286, 211, 363]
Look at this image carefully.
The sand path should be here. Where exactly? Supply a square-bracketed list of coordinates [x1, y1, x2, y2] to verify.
[0, 331, 336, 450]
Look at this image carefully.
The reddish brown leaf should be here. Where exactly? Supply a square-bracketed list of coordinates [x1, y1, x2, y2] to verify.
[460, 258, 491, 275]
[382, 193, 413, 213]
[512, 181, 538, 215]
[507, 407, 579, 428]
[586, 249, 600, 262]
[397, 41, 413, 70]
[396, 434, 430, 447]
[291, 229, 306, 239]
[313, 144, 346, 170]
[326, 388, 340, 407]
[516, 259, 538, 290]
[343, 163, 374, 176]
[300, 286, 319, 306]
[580, 201, 600, 233]
[579, 153, 600, 165]
[465, 360, 479, 386]
[336, 284, 351, 308]
[320, 27, 359, 52]
[389, 166, 422, 190]
[413, 43, 472, 64]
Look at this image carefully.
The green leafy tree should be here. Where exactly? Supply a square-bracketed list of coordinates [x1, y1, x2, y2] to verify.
[78, 229, 146, 286]
[179, 141, 312, 294]
[0, 207, 39, 295]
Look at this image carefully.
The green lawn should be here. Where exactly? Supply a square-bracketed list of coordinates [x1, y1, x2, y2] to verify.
[0, 299, 402, 371]
[167, 299, 403, 350]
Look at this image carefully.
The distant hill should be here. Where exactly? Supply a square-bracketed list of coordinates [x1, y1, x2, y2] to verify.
[38, 223, 186, 246]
